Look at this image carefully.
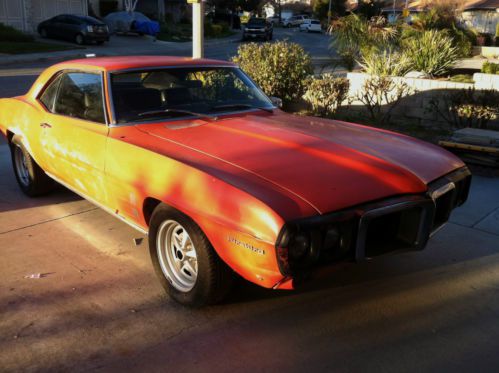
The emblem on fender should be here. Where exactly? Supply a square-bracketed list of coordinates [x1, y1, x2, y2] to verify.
[228, 236, 265, 255]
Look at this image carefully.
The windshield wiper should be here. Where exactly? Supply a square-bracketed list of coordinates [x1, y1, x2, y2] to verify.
[210, 104, 274, 113]
[137, 108, 217, 121]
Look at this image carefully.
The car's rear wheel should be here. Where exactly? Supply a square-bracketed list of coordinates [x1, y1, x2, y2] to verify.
[149, 204, 234, 307]
[40, 28, 48, 38]
[11, 138, 53, 197]
[75, 33, 84, 45]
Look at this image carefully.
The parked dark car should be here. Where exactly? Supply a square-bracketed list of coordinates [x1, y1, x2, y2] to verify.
[242, 18, 273, 41]
[38, 15, 110, 45]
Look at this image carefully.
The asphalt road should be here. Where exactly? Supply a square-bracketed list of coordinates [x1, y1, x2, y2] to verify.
[1, 30, 499, 373]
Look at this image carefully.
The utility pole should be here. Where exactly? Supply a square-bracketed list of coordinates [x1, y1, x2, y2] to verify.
[188, 0, 204, 59]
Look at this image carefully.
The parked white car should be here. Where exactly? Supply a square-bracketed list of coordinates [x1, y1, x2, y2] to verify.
[283, 15, 309, 27]
[299, 19, 322, 33]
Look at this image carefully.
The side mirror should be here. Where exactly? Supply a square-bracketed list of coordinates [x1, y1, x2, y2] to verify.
[270, 96, 283, 108]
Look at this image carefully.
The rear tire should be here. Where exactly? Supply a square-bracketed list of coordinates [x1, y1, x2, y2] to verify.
[149, 204, 234, 307]
[11, 138, 53, 197]
[40, 28, 48, 38]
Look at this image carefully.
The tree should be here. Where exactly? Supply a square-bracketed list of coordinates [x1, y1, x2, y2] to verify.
[355, 0, 385, 19]
[313, 0, 347, 21]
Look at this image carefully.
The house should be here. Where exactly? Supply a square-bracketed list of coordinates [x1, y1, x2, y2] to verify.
[461, 0, 499, 35]
[88, 0, 186, 22]
[0, 0, 88, 32]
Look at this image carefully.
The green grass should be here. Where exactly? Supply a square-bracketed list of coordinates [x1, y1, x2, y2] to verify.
[0, 41, 79, 54]
[156, 22, 235, 42]
[157, 23, 192, 42]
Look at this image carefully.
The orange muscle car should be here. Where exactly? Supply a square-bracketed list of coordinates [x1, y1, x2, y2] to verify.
[0, 56, 471, 306]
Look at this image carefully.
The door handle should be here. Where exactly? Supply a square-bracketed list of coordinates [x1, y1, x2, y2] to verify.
[40, 122, 52, 128]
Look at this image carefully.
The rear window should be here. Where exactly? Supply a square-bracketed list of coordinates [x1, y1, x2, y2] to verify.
[312, 20, 320, 24]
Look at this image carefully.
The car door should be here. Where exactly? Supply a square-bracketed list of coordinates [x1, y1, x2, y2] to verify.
[38, 71, 109, 204]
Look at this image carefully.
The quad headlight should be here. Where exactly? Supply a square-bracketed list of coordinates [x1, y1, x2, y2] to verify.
[276, 216, 356, 275]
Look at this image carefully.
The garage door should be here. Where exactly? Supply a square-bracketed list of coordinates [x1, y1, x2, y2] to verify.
[0, 0, 26, 31]
[31, 0, 87, 32]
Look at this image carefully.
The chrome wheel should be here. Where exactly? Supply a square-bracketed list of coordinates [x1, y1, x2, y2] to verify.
[157, 220, 198, 292]
[14, 145, 30, 187]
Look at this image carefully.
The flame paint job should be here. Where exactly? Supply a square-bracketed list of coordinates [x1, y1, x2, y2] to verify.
[0, 56, 465, 290]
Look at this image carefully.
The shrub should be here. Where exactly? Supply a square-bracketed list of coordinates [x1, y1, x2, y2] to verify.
[0, 23, 34, 42]
[359, 48, 411, 77]
[303, 75, 349, 117]
[205, 22, 223, 37]
[402, 29, 459, 76]
[329, 14, 399, 62]
[482, 61, 499, 75]
[357, 76, 413, 125]
[232, 41, 313, 103]
[428, 88, 499, 129]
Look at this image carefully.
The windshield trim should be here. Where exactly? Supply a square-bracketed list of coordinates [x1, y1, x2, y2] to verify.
[108, 107, 271, 127]
[107, 65, 274, 126]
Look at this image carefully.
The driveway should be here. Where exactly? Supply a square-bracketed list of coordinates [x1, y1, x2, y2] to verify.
[1, 131, 499, 372]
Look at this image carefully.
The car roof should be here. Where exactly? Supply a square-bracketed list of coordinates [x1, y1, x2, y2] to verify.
[52, 56, 237, 72]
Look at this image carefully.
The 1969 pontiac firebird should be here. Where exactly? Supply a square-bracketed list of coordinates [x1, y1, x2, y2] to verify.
[0, 56, 471, 306]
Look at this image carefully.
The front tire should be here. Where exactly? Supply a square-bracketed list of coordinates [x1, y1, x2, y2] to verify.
[149, 204, 234, 307]
[40, 28, 48, 38]
[11, 138, 53, 197]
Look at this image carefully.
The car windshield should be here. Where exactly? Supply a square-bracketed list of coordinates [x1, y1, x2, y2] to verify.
[111, 67, 274, 123]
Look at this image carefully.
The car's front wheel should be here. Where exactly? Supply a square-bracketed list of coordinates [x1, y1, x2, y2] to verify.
[149, 204, 234, 307]
[11, 138, 53, 197]
[39, 28, 48, 38]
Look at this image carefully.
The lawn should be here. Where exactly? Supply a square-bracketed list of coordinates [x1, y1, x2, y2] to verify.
[0, 41, 79, 54]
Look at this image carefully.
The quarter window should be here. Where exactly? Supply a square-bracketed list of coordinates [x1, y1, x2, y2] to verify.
[54, 72, 106, 124]
[39, 74, 62, 112]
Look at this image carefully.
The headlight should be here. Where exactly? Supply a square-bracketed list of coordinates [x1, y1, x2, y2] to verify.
[87, 25, 94, 32]
[275, 215, 356, 275]
[288, 232, 309, 260]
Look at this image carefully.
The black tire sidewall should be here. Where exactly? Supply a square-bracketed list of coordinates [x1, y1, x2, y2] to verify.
[149, 205, 223, 307]
[11, 139, 53, 197]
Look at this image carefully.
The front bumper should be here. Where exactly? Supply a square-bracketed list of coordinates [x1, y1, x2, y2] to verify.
[274, 167, 472, 284]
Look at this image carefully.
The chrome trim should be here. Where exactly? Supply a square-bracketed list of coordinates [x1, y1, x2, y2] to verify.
[108, 108, 274, 128]
[106, 71, 117, 125]
[430, 182, 455, 200]
[46, 172, 148, 235]
[108, 64, 238, 74]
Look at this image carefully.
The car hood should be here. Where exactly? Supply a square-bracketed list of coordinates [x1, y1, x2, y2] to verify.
[136, 112, 464, 215]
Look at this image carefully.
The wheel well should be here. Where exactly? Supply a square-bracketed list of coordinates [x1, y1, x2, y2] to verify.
[143, 197, 162, 227]
[6, 130, 16, 148]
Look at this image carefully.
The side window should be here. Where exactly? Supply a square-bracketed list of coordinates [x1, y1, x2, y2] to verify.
[39, 74, 62, 112]
[54, 72, 106, 124]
